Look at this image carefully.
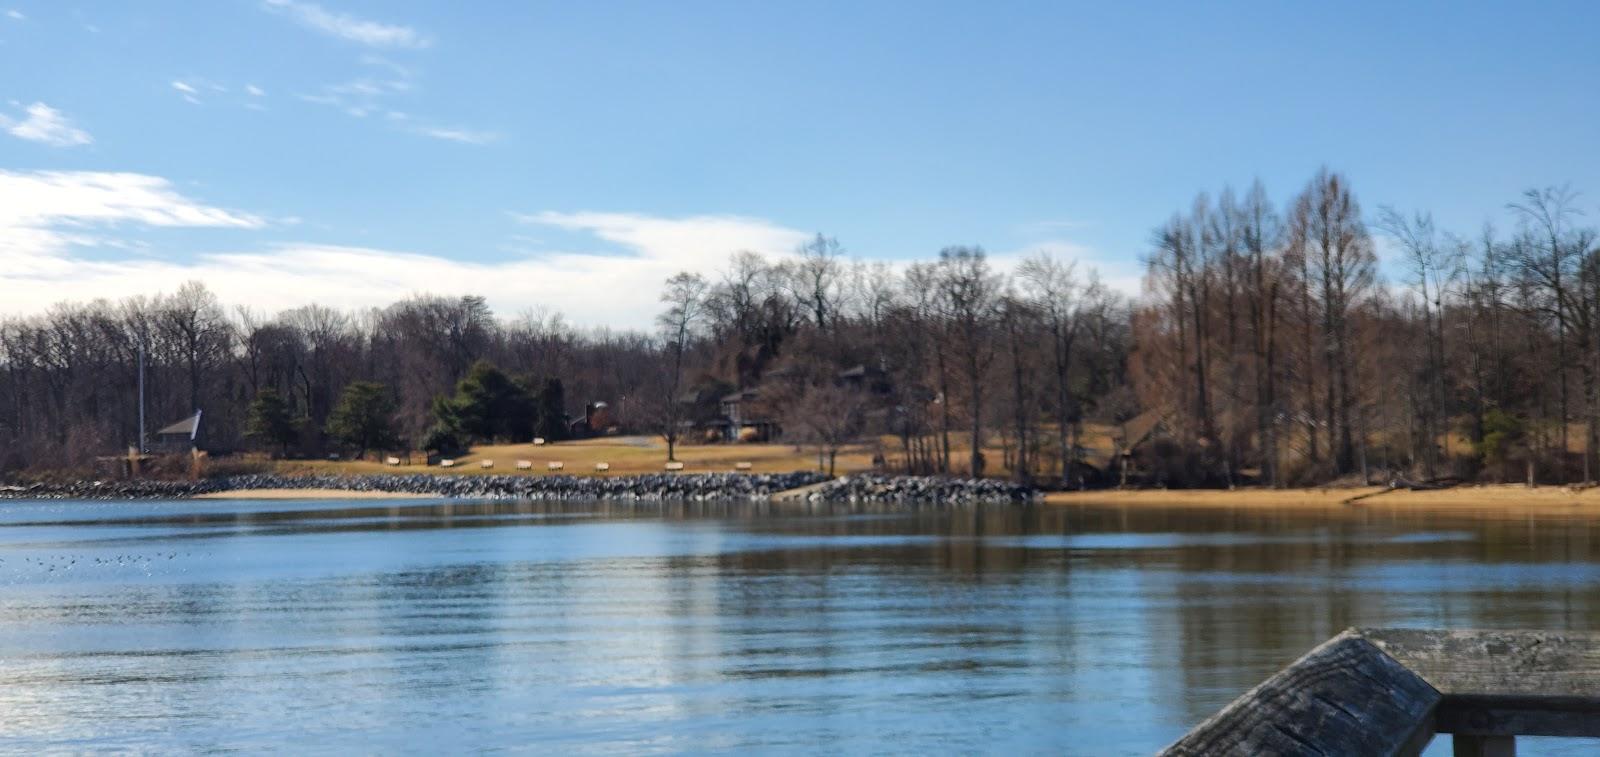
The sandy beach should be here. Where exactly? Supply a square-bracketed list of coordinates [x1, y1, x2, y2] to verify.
[1045, 483, 1600, 518]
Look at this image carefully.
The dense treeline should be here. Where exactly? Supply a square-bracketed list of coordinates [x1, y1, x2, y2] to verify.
[1138, 169, 1599, 486]
[0, 238, 1133, 483]
[3, 167, 1594, 487]
[661, 238, 1132, 480]
[0, 287, 658, 471]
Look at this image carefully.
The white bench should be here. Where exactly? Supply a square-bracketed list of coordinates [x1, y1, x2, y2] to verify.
[533, 437, 546, 446]
[479, 460, 494, 469]
[734, 461, 753, 471]
[547, 461, 564, 472]
[664, 461, 685, 472]
[385, 456, 402, 466]
[440, 459, 456, 468]
[594, 462, 610, 472]
[515, 460, 533, 470]
[327, 453, 340, 461]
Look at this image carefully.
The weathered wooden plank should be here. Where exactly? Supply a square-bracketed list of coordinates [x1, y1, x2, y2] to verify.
[1160, 630, 1440, 756]
[1363, 628, 1600, 738]
[1363, 628, 1600, 699]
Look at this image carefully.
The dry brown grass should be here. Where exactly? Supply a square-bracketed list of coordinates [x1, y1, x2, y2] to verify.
[271, 430, 1060, 479]
[252, 433, 1600, 519]
[276, 435, 886, 477]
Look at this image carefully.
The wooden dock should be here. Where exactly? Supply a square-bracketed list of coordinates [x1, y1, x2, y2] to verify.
[1162, 628, 1600, 756]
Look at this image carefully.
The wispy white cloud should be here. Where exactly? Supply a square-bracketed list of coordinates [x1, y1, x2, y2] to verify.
[357, 54, 411, 77]
[0, 171, 1131, 326]
[296, 57, 412, 118]
[297, 58, 495, 144]
[0, 170, 263, 279]
[173, 78, 273, 111]
[170, 79, 202, 105]
[261, 0, 428, 49]
[411, 125, 498, 145]
[0, 177, 807, 328]
[1, 103, 93, 147]
[5, 9, 23, 20]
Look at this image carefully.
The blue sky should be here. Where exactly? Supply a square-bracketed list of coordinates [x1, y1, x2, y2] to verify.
[2, 1, 1598, 328]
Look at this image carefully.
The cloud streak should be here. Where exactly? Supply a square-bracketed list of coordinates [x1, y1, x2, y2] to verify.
[0, 170, 262, 275]
[171, 80, 202, 105]
[0, 171, 808, 329]
[295, 58, 496, 144]
[411, 125, 498, 144]
[1, 103, 93, 147]
[0, 170, 1133, 328]
[262, 0, 428, 49]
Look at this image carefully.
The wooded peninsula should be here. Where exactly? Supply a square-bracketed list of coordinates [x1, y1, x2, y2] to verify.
[3, 167, 1594, 491]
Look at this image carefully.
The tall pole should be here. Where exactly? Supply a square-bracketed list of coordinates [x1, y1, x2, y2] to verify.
[138, 341, 146, 454]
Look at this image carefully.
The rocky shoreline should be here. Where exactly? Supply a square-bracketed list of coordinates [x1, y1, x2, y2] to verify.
[0, 472, 827, 502]
[0, 472, 1038, 505]
[800, 474, 1037, 505]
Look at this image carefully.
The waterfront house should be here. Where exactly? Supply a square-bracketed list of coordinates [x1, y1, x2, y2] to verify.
[716, 388, 779, 442]
[150, 411, 203, 455]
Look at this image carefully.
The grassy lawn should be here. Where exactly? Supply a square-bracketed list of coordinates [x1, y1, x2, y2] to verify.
[278, 435, 886, 477]
[271, 424, 1114, 480]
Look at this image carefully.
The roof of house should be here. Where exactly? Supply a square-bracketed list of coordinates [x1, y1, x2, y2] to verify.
[155, 410, 202, 439]
[1119, 409, 1166, 450]
[837, 364, 886, 380]
[720, 388, 761, 404]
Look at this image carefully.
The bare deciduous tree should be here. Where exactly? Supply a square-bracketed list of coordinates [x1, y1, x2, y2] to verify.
[656, 271, 708, 462]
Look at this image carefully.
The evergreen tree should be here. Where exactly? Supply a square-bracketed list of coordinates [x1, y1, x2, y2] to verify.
[326, 381, 399, 459]
[536, 378, 569, 441]
[244, 387, 297, 456]
[432, 361, 535, 444]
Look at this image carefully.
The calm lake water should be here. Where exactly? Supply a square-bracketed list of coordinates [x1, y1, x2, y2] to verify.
[1, 497, 1597, 755]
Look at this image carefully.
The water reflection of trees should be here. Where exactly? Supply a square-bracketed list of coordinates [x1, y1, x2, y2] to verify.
[629, 502, 1600, 732]
[24, 497, 1600, 741]
[1094, 506, 1600, 726]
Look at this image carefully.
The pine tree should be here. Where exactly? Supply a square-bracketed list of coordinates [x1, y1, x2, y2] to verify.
[326, 382, 399, 460]
[244, 388, 297, 457]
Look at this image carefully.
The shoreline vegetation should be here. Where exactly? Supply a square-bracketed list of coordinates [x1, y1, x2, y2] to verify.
[15, 179, 1600, 503]
[10, 174, 1600, 499]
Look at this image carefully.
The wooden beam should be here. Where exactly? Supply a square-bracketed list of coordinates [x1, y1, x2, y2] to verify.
[1160, 630, 1439, 756]
[1169, 629, 1600, 754]
[1364, 628, 1600, 699]
[1364, 628, 1600, 737]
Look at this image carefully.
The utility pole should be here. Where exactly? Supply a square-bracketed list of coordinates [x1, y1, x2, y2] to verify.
[138, 340, 146, 454]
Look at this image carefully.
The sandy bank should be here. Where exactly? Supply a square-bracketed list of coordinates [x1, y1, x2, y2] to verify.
[1045, 483, 1600, 517]
[192, 488, 434, 500]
